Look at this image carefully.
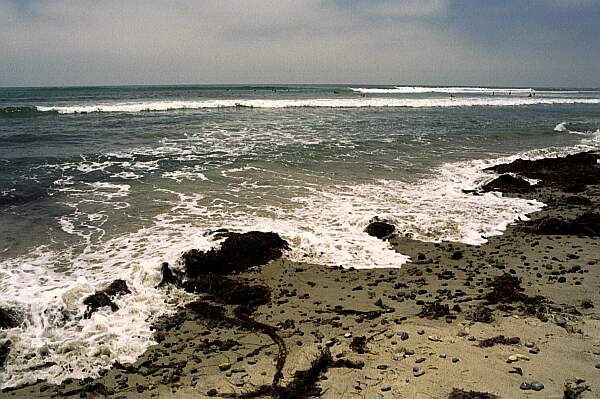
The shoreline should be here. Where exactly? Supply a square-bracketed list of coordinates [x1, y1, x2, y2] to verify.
[2, 152, 600, 398]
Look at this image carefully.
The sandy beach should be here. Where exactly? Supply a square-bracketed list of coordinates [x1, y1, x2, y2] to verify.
[2, 153, 599, 399]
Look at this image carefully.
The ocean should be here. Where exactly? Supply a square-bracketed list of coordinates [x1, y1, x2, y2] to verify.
[1, 84, 599, 387]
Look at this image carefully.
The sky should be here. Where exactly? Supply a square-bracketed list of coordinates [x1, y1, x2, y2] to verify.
[0, 0, 599, 87]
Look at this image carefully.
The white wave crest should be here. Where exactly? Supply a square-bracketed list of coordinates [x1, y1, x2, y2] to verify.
[36, 97, 600, 114]
[351, 86, 600, 94]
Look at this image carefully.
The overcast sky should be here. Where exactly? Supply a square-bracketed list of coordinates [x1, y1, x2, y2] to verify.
[1, 0, 599, 87]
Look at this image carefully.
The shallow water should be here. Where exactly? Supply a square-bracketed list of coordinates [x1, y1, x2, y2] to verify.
[1, 84, 599, 387]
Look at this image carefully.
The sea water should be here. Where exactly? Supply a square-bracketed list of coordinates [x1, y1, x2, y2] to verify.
[1, 84, 599, 387]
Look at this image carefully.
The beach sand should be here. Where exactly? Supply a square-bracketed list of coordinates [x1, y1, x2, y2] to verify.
[2, 153, 599, 398]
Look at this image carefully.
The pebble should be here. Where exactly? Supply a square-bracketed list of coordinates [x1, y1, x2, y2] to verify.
[413, 369, 426, 377]
[381, 384, 391, 392]
[452, 357, 460, 363]
[233, 378, 244, 387]
[468, 336, 476, 341]
[595, 363, 600, 369]
[377, 365, 388, 370]
[207, 388, 218, 397]
[531, 382, 544, 391]
[439, 353, 447, 359]
[397, 331, 409, 341]
[529, 347, 540, 355]
[516, 354, 530, 361]
[344, 333, 352, 338]
[507, 355, 518, 363]
[418, 330, 425, 335]
[415, 357, 426, 364]
[525, 342, 535, 348]
[428, 335, 441, 342]
[555, 316, 567, 327]
[218, 363, 231, 371]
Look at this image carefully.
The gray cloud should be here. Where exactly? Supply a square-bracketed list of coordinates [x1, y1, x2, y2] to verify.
[0, 0, 598, 86]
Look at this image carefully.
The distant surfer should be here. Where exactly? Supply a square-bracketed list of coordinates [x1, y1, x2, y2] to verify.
[449, 94, 455, 101]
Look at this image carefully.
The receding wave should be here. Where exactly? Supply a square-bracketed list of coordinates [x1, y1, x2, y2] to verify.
[0, 106, 58, 117]
[350, 86, 597, 94]
[36, 97, 600, 114]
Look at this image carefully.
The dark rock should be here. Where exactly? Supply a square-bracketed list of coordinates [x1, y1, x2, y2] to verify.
[350, 336, 368, 354]
[418, 301, 450, 319]
[181, 231, 290, 277]
[469, 306, 494, 323]
[0, 307, 23, 329]
[487, 152, 600, 191]
[479, 335, 520, 348]
[182, 274, 271, 307]
[364, 219, 395, 239]
[83, 293, 118, 319]
[83, 280, 131, 319]
[0, 340, 11, 368]
[449, 388, 498, 399]
[450, 251, 463, 260]
[156, 262, 183, 288]
[481, 174, 533, 193]
[564, 196, 592, 206]
[102, 280, 131, 297]
[529, 213, 600, 236]
[564, 380, 590, 399]
[530, 382, 544, 391]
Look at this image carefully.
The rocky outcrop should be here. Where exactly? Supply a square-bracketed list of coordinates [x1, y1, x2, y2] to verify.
[529, 212, 600, 236]
[181, 231, 290, 277]
[486, 152, 600, 191]
[481, 174, 533, 193]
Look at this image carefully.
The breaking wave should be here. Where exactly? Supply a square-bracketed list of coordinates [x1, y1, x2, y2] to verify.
[35, 97, 600, 114]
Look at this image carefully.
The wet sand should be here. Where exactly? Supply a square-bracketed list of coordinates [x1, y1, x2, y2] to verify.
[2, 153, 599, 399]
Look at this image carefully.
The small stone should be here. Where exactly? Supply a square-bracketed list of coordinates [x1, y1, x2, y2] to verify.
[417, 330, 425, 335]
[507, 355, 518, 363]
[428, 335, 441, 342]
[468, 336, 476, 341]
[414, 369, 426, 377]
[595, 363, 600, 369]
[397, 331, 409, 341]
[218, 363, 231, 371]
[452, 357, 460, 363]
[525, 342, 535, 348]
[207, 388, 218, 396]
[516, 354, 530, 361]
[377, 364, 388, 370]
[530, 382, 544, 391]
[415, 357, 426, 364]
[529, 347, 540, 355]
[439, 353, 447, 359]
[520, 383, 532, 390]
[344, 332, 352, 338]
[381, 384, 391, 392]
